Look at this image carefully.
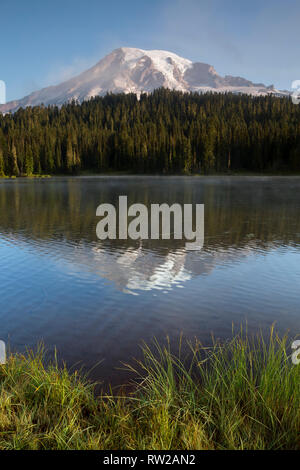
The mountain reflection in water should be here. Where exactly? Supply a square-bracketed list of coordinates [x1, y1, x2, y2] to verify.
[0, 176, 299, 385]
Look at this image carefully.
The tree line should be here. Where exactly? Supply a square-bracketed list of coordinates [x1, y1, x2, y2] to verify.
[0, 88, 300, 176]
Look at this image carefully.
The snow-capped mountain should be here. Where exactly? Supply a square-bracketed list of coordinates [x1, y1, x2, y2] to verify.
[0, 47, 288, 113]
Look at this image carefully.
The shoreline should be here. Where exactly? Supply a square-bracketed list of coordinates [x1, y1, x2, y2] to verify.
[0, 330, 299, 450]
[2, 171, 300, 180]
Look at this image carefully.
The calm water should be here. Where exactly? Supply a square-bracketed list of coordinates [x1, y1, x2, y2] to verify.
[0, 176, 299, 385]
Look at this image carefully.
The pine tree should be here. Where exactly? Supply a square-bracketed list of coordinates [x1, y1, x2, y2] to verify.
[0, 142, 4, 177]
[10, 142, 20, 176]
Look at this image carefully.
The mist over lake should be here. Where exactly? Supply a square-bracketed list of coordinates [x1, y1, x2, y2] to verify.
[0, 175, 299, 385]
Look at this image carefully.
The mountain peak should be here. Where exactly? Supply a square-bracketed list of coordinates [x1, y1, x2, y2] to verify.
[0, 48, 288, 113]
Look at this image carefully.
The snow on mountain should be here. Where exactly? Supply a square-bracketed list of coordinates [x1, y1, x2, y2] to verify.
[0, 47, 289, 113]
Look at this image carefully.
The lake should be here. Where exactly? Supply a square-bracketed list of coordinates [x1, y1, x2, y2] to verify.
[0, 176, 299, 386]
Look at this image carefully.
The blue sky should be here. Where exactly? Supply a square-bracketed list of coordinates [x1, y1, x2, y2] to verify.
[1, 0, 299, 101]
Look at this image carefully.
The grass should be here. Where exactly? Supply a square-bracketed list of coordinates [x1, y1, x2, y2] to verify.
[0, 174, 52, 179]
[0, 327, 299, 450]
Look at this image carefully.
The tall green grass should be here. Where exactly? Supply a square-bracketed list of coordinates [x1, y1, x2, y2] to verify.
[0, 328, 299, 450]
